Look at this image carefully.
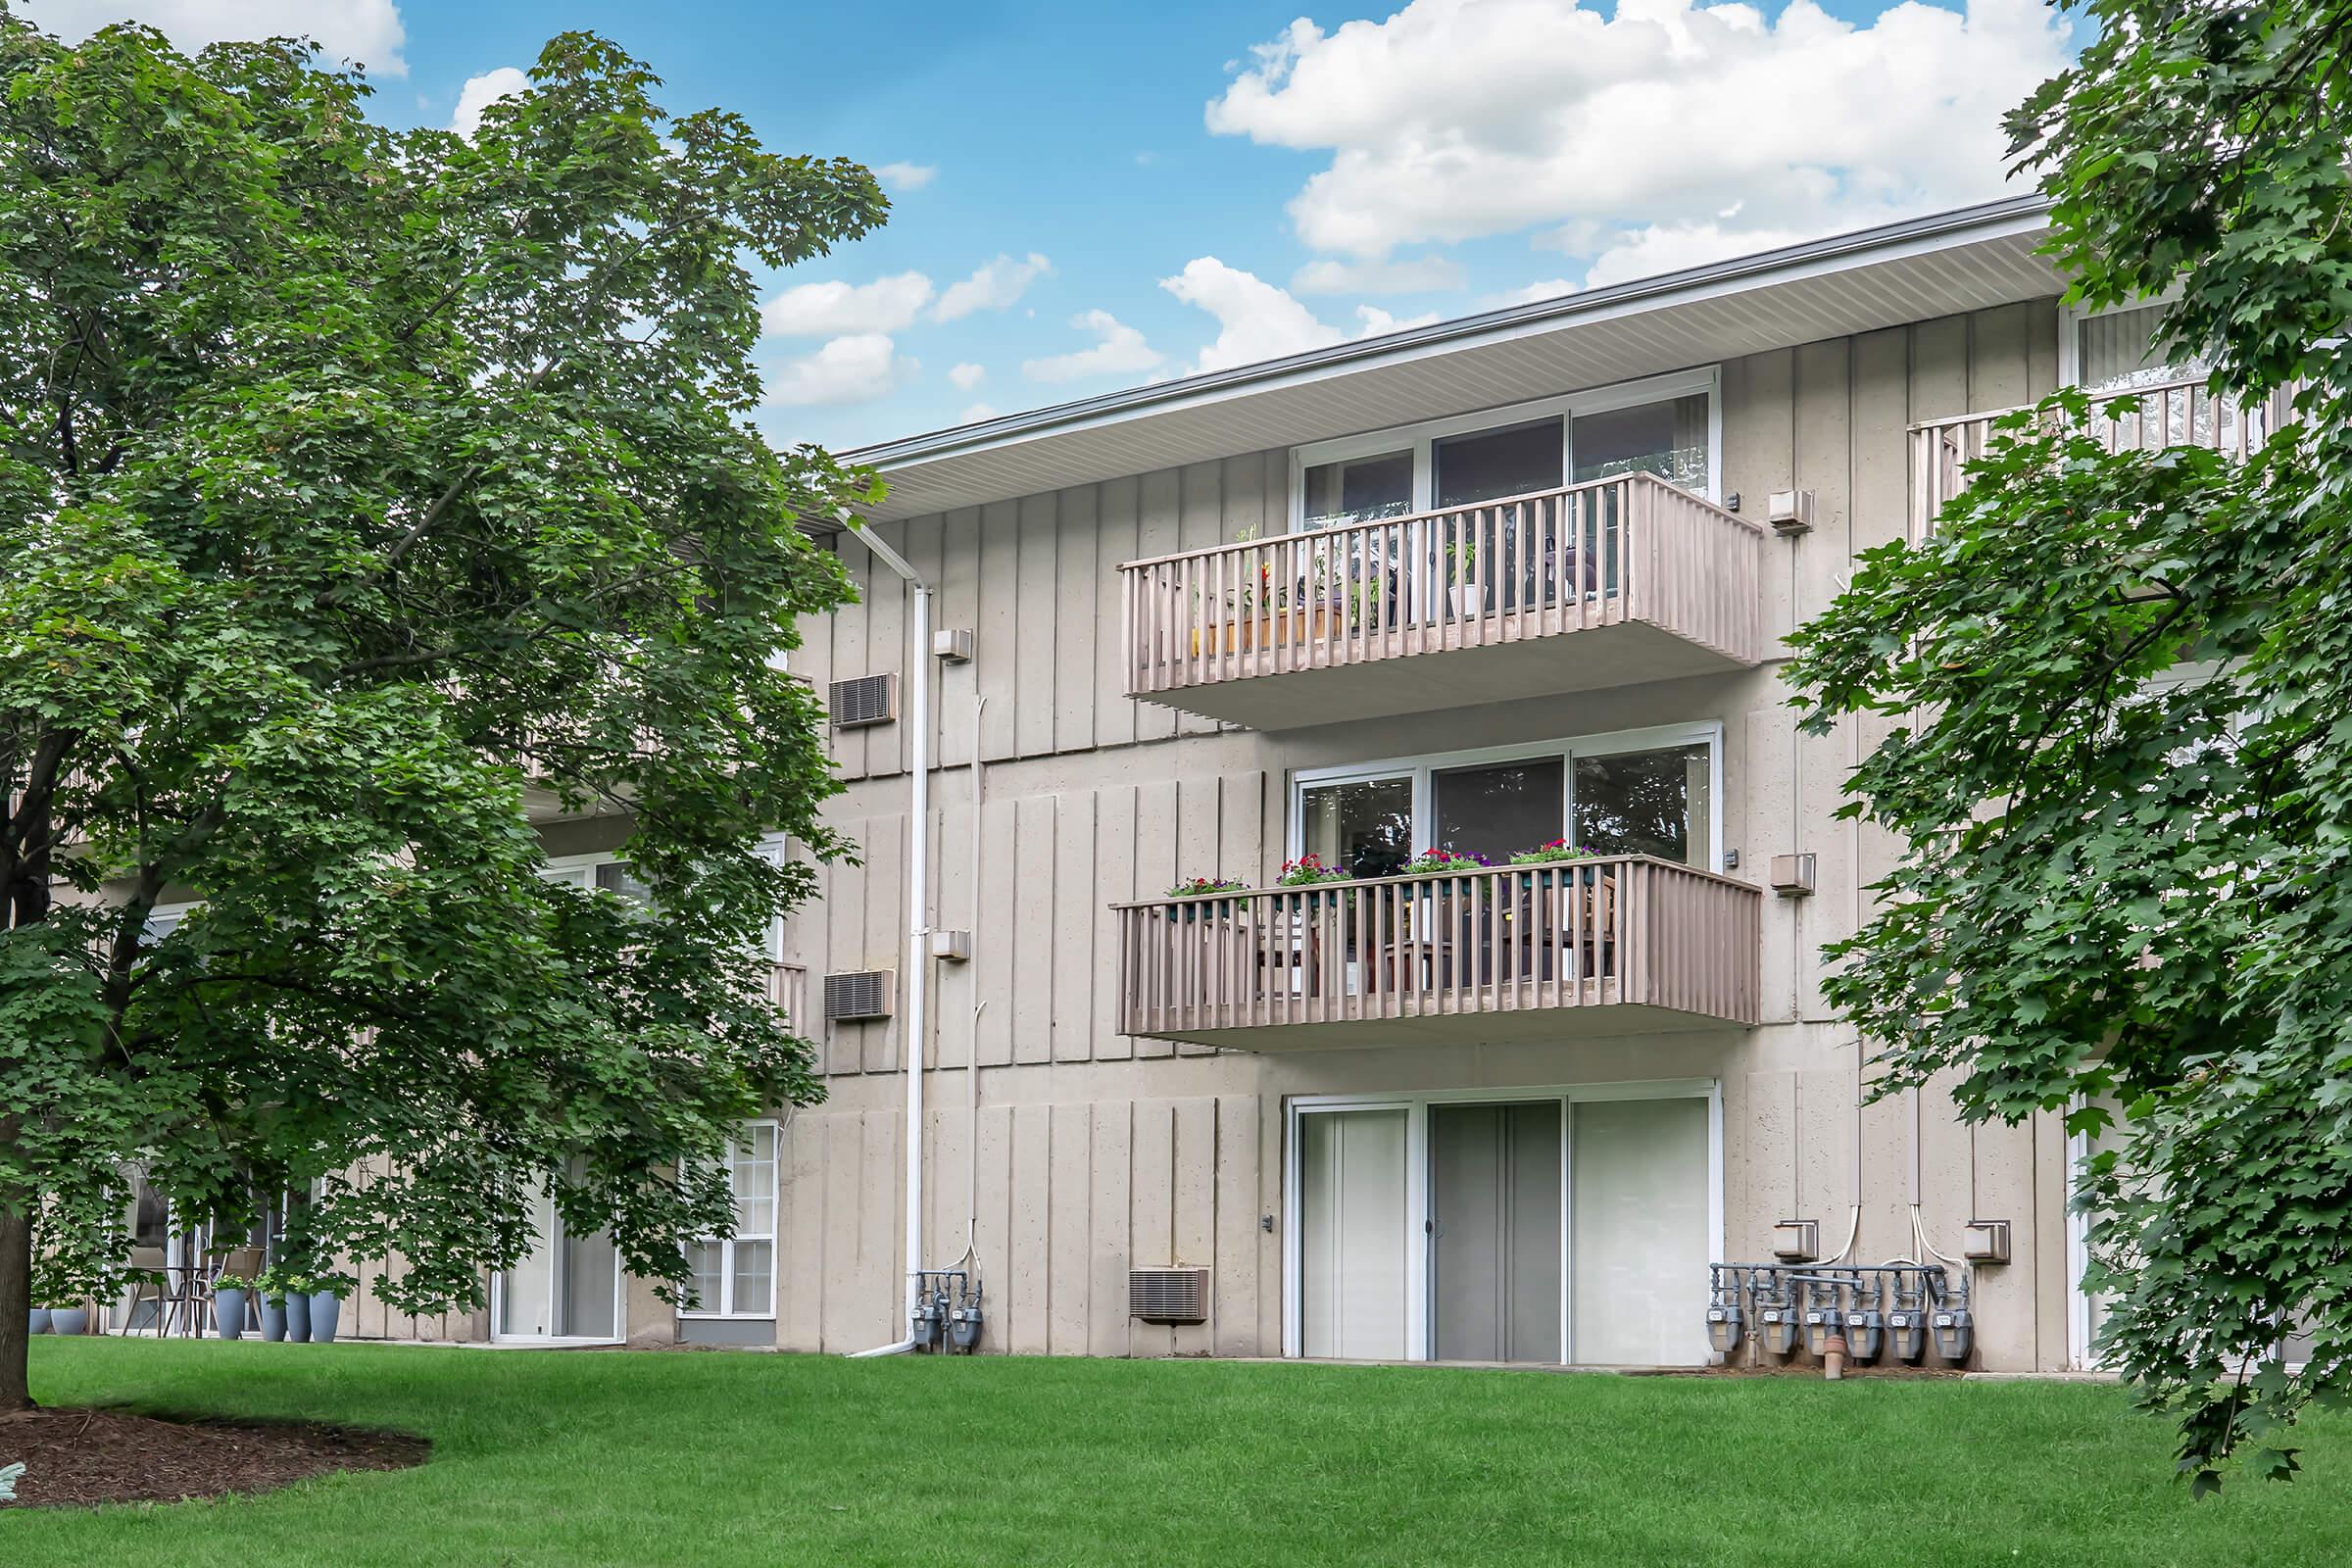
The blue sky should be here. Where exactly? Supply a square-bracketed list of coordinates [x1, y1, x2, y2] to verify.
[29, 1, 2082, 453]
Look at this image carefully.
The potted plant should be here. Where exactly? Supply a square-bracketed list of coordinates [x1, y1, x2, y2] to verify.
[1509, 840, 1601, 884]
[1398, 847, 1491, 879]
[1163, 876, 1246, 922]
[25, 1305, 50, 1337]
[46, 1298, 90, 1337]
[281, 1272, 316, 1343]
[257, 1263, 292, 1342]
[307, 1273, 352, 1345]
[1274, 854, 1351, 913]
[212, 1272, 254, 1340]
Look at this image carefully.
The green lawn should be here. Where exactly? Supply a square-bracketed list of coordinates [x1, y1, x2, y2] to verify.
[6, 1339, 2348, 1566]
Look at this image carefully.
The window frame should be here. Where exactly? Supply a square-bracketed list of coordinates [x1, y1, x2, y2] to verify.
[678, 1118, 782, 1321]
[1287, 719, 1725, 872]
[1287, 366, 1723, 529]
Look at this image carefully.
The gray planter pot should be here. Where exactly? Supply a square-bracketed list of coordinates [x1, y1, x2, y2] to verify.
[49, 1306, 90, 1336]
[307, 1290, 343, 1344]
[213, 1287, 250, 1340]
[26, 1308, 50, 1336]
[284, 1290, 312, 1343]
[259, 1296, 288, 1341]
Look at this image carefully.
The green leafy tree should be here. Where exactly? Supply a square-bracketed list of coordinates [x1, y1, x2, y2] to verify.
[1788, 0, 2352, 1494]
[0, 17, 884, 1408]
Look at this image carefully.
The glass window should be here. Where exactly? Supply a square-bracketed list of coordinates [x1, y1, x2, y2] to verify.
[2080, 302, 2201, 391]
[1300, 776, 1412, 879]
[595, 860, 656, 907]
[685, 1122, 780, 1317]
[1433, 758, 1565, 864]
[1302, 449, 1413, 530]
[1434, 418, 1563, 509]
[1572, 745, 1710, 866]
[1571, 395, 1709, 493]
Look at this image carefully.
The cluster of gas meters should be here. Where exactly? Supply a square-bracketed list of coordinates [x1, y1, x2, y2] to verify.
[910, 1269, 984, 1353]
[1706, 1263, 1973, 1364]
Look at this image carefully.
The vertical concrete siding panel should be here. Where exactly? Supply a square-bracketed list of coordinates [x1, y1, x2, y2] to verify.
[974, 1101, 1014, 1354]
[1011, 794, 1057, 1065]
[1090, 1101, 1135, 1357]
[1256, 1092, 1285, 1353]
[2034, 1107, 2074, 1369]
[1134, 778, 1181, 1060]
[1917, 1069, 1977, 1366]
[1971, 1112, 2038, 1369]
[932, 799, 978, 1072]
[1053, 792, 1098, 1063]
[1096, 783, 1139, 1061]
[930, 1092, 973, 1291]
[1054, 485, 1101, 756]
[1049, 1102, 1093, 1355]
[1858, 1056, 1913, 1264]
[977, 797, 1019, 1066]
[831, 540, 872, 781]
[1221, 769, 1267, 888]
[1795, 1067, 1856, 1243]
[818, 1113, 864, 1349]
[1174, 774, 1226, 1058]
[2027, 298, 2060, 400]
[1009, 1102, 1052, 1353]
[938, 508, 982, 769]
[1909, 316, 1971, 425]
[873, 1109, 906, 1348]
[1724, 349, 1795, 649]
[977, 500, 1021, 760]
[1969, 301, 2035, 415]
[1176, 462, 1226, 739]
[823, 821, 868, 1077]
[1850, 327, 1914, 918]
[1213, 1093, 1261, 1356]
[863, 523, 909, 781]
[1096, 475, 1143, 750]
[1744, 1071, 1797, 1261]
[1133, 469, 1182, 745]
[1745, 709, 1799, 1022]
[1793, 339, 1858, 1023]
[1129, 1100, 1177, 1355]
[861, 811, 906, 1075]
[781, 1113, 824, 1351]
[1015, 492, 1059, 759]
[1171, 1096, 1219, 1355]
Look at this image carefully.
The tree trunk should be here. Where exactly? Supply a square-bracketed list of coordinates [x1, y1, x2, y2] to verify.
[0, 1197, 31, 1412]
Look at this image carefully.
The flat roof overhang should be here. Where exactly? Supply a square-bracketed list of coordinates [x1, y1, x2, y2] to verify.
[841, 197, 2060, 523]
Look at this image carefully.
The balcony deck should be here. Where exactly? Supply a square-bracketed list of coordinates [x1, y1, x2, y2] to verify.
[1114, 857, 1760, 1050]
[1119, 472, 1764, 730]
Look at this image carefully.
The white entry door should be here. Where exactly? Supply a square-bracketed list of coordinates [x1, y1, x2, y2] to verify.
[1298, 1108, 1410, 1360]
[495, 1182, 622, 1343]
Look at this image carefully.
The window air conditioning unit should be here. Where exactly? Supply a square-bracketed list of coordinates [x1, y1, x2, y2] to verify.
[828, 673, 898, 728]
[1128, 1266, 1210, 1325]
[822, 969, 896, 1023]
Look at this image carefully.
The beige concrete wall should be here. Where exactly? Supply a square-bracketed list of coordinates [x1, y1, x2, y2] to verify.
[754, 301, 2079, 1371]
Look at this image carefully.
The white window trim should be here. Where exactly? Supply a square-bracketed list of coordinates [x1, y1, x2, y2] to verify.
[1280, 1078, 1725, 1365]
[678, 1118, 782, 1321]
[1288, 365, 1724, 527]
[1287, 718, 1726, 871]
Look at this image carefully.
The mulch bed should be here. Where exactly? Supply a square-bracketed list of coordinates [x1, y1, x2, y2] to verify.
[1, 1406, 428, 1509]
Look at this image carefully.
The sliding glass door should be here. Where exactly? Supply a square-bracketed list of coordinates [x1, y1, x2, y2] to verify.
[495, 1179, 622, 1342]
[1294, 1088, 1716, 1366]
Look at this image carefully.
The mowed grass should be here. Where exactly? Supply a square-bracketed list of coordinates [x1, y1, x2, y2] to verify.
[7, 1338, 2350, 1567]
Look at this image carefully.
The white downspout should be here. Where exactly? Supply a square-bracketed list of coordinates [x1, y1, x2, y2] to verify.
[844, 519, 931, 1358]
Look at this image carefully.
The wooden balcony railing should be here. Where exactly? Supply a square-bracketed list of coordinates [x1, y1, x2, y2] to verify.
[1120, 471, 1762, 715]
[1910, 373, 2290, 539]
[1114, 857, 1760, 1046]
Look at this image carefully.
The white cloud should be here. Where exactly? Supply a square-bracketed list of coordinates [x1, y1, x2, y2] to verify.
[760, 272, 936, 337]
[876, 162, 936, 192]
[934, 253, 1054, 322]
[24, 0, 409, 74]
[449, 67, 528, 139]
[1205, 0, 2068, 271]
[1352, 305, 1441, 337]
[1569, 220, 1820, 289]
[1483, 278, 1581, 309]
[959, 402, 999, 423]
[1021, 310, 1163, 383]
[948, 363, 987, 391]
[1161, 258, 1363, 374]
[762, 335, 912, 407]
[1291, 255, 1464, 296]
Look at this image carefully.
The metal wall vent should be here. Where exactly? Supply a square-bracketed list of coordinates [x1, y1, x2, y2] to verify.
[1128, 1266, 1209, 1324]
[828, 673, 898, 728]
[822, 968, 896, 1023]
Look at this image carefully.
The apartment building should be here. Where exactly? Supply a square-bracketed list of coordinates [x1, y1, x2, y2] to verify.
[298, 195, 2235, 1365]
